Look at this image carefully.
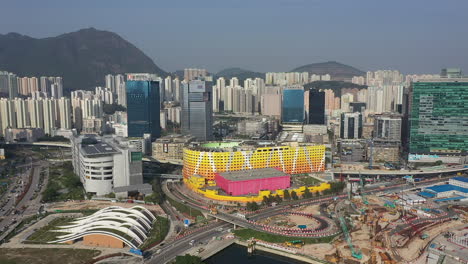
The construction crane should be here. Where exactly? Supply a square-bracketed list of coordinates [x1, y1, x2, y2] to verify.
[359, 173, 369, 205]
[339, 217, 363, 260]
[367, 138, 374, 169]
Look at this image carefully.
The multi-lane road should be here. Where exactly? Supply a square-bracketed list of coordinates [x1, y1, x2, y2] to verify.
[0, 162, 47, 242]
[148, 221, 230, 263]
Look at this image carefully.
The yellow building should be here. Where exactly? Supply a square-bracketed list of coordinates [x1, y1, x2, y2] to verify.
[183, 142, 325, 181]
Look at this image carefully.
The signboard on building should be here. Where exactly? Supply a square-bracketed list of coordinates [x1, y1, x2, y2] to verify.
[189, 83, 205, 93]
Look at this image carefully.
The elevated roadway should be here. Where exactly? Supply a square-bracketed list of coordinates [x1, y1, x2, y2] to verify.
[2, 141, 71, 148]
[332, 165, 468, 177]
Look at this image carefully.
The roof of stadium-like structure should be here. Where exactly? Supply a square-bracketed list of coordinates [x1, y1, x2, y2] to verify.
[49, 206, 156, 248]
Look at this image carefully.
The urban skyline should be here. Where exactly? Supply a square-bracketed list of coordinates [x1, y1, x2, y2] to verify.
[1, 0, 467, 74]
[1, 2, 468, 263]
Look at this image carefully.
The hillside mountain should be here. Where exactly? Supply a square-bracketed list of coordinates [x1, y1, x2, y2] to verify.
[304, 81, 367, 97]
[215, 67, 264, 82]
[0, 28, 166, 92]
[291, 61, 365, 80]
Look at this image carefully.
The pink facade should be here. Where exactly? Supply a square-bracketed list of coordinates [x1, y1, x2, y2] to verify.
[215, 172, 291, 196]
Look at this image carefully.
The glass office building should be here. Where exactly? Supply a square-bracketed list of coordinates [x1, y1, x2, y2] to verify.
[305, 89, 325, 124]
[409, 79, 468, 154]
[181, 79, 213, 141]
[126, 80, 160, 140]
[282, 88, 304, 124]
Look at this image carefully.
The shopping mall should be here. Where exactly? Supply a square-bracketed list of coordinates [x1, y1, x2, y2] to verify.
[182, 141, 329, 202]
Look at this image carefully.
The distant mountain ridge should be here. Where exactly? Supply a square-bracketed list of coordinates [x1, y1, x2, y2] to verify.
[215, 67, 264, 82]
[0, 27, 365, 91]
[0, 28, 166, 92]
[291, 61, 365, 80]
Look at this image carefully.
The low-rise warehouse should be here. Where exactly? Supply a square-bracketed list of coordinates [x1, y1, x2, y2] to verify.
[215, 167, 290, 196]
[449, 176, 468, 189]
[399, 193, 426, 205]
[419, 182, 468, 200]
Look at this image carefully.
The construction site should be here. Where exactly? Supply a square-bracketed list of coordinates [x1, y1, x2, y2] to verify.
[317, 176, 467, 264]
[252, 175, 468, 264]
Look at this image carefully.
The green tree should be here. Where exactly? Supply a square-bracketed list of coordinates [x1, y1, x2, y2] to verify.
[105, 192, 116, 198]
[291, 191, 299, 200]
[262, 195, 270, 206]
[246, 202, 259, 211]
[149, 179, 165, 204]
[273, 195, 282, 204]
[303, 188, 312, 198]
[283, 189, 291, 200]
[175, 254, 204, 264]
[329, 182, 346, 194]
[41, 185, 59, 202]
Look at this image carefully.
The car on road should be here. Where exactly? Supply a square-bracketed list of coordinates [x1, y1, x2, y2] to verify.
[189, 240, 195, 246]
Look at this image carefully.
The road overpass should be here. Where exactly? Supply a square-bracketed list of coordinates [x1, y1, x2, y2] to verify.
[2, 141, 71, 148]
[143, 173, 183, 180]
[332, 165, 468, 178]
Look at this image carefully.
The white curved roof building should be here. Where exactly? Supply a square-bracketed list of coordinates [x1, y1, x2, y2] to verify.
[50, 206, 156, 249]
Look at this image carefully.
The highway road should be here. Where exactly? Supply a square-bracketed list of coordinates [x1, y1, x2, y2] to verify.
[148, 221, 230, 264]
[334, 165, 468, 176]
[0, 162, 47, 242]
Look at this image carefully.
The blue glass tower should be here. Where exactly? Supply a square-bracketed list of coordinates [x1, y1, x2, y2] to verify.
[282, 89, 304, 124]
[126, 80, 160, 140]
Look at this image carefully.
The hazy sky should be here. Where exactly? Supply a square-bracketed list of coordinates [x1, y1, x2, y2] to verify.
[1, 0, 467, 74]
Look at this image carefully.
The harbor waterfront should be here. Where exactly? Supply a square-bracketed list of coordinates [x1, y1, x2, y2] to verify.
[205, 243, 308, 264]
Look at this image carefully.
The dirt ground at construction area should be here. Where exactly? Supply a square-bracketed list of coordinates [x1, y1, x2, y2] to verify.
[287, 214, 320, 227]
[257, 204, 323, 227]
[258, 212, 320, 228]
[365, 195, 384, 206]
[395, 220, 465, 262]
[301, 243, 336, 259]
[351, 224, 372, 259]
[298, 204, 321, 214]
[47, 200, 165, 215]
[381, 211, 399, 221]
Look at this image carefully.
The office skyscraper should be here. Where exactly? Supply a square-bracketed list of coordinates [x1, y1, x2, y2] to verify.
[373, 114, 402, 141]
[409, 78, 468, 154]
[340, 112, 362, 139]
[304, 89, 325, 125]
[440, 68, 462, 78]
[282, 88, 304, 124]
[126, 74, 161, 140]
[181, 79, 213, 141]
